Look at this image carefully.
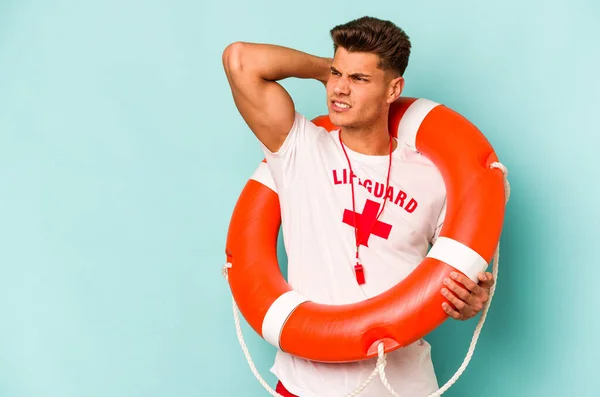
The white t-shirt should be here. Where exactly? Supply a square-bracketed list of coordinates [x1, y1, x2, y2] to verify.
[260, 112, 447, 397]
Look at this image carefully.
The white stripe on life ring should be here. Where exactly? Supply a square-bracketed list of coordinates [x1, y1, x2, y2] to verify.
[396, 98, 440, 151]
[426, 237, 489, 281]
[262, 290, 309, 349]
[250, 161, 277, 193]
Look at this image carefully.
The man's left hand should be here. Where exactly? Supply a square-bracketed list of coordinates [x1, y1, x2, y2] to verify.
[441, 271, 495, 321]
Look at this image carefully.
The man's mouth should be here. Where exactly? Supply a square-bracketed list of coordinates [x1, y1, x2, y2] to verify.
[331, 100, 351, 111]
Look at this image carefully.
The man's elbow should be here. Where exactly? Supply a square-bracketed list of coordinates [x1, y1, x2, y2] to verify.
[222, 41, 246, 76]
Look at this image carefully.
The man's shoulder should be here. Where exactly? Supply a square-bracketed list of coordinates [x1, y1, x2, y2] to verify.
[397, 144, 441, 171]
[289, 111, 336, 148]
[293, 111, 332, 134]
[396, 145, 447, 195]
[261, 110, 334, 160]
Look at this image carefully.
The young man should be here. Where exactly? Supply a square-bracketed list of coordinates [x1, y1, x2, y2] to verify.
[222, 16, 495, 397]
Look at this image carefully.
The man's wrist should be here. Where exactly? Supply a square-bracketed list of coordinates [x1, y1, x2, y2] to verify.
[317, 56, 333, 85]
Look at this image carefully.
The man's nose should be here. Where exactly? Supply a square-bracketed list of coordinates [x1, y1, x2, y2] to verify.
[334, 76, 350, 95]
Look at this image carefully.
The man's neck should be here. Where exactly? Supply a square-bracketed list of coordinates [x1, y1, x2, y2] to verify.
[339, 125, 397, 155]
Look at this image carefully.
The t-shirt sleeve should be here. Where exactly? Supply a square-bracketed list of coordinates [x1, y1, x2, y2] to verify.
[259, 111, 315, 158]
[258, 111, 322, 190]
[430, 198, 447, 245]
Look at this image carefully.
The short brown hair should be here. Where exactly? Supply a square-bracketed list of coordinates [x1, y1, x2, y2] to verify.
[330, 16, 411, 77]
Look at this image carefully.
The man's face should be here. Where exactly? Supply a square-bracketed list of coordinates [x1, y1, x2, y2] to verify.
[326, 47, 402, 130]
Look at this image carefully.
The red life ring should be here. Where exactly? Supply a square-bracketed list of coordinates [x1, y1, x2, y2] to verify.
[224, 97, 507, 363]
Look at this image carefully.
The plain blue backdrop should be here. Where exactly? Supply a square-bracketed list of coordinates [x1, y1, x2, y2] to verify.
[1, 0, 599, 396]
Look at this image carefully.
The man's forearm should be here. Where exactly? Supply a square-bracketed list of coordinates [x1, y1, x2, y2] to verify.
[225, 42, 332, 84]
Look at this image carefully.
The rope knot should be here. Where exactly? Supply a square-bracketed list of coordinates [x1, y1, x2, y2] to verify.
[489, 161, 510, 204]
[376, 342, 387, 369]
[489, 161, 507, 176]
[222, 262, 232, 281]
[375, 342, 401, 397]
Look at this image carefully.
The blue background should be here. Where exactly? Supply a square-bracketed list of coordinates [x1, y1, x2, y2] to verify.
[1, 0, 598, 396]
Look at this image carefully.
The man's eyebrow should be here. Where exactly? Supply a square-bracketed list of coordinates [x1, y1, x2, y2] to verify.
[330, 66, 372, 78]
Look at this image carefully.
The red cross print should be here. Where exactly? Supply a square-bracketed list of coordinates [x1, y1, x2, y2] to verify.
[342, 199, 392, 247]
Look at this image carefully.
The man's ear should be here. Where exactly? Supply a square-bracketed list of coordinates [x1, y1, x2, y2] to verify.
[387, 76, 405, 103]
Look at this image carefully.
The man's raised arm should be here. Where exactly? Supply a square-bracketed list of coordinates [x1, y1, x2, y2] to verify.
[222, 42, 331, 152]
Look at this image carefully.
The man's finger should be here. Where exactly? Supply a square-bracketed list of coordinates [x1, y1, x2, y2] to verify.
[449, 272, 478, 293]
[441, 287, 466, 311]
[444, 277, 472, 301]
[478, 272, 495, 289]
[442, 302, 462, 320]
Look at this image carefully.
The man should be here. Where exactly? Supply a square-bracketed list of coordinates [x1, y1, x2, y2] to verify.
[222, 16, 494, 397]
